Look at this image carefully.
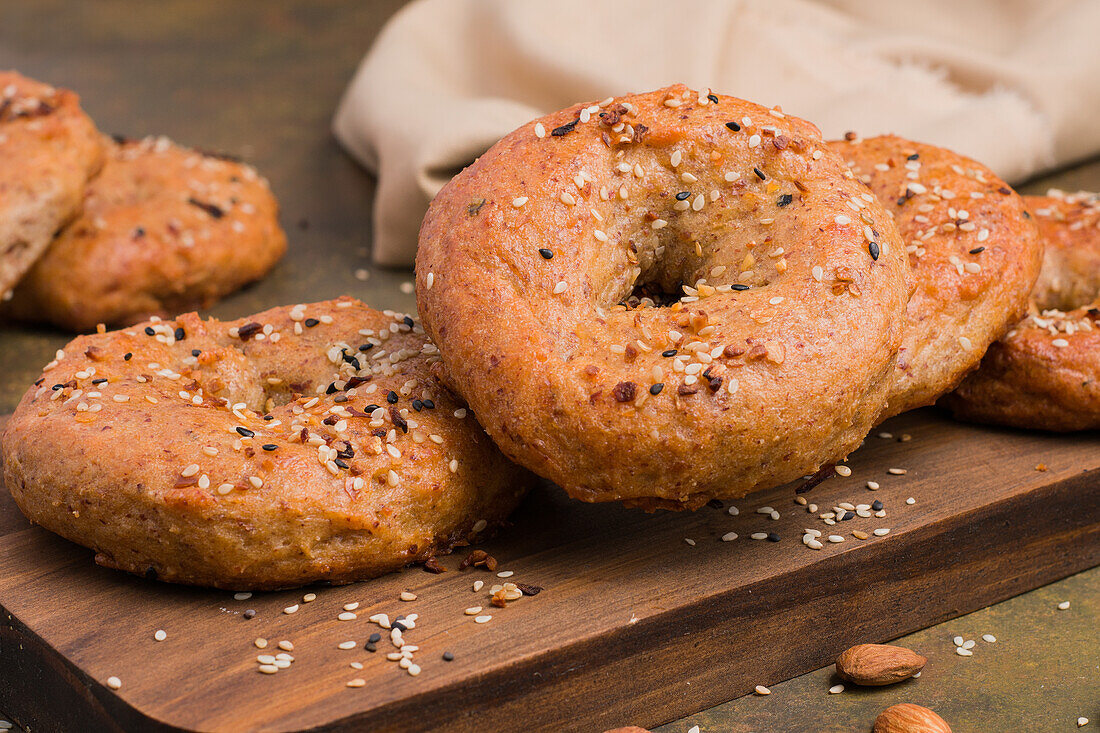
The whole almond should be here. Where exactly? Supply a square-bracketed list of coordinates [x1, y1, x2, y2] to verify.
[836, 643, 926, 685]
[873, 703, 951, 733]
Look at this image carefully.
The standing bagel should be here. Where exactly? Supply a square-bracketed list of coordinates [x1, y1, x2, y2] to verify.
[944, 191, 1100, 431]
[829, 135, 1043, 420]
[0, 71, 104, 297]
[417, 86, 909, 509]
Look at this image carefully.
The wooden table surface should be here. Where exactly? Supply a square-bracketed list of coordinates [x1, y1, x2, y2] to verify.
[0, 2, 1096, 731]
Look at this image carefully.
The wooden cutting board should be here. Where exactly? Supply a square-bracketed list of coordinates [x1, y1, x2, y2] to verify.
[0, 409, 1097, 733]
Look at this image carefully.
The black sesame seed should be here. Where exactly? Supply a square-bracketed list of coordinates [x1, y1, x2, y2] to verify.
[386, 391, 399, 404]
[538, 248, 554, 259]
[767, 532, 781, 542]
[650, 383, 664, 395]
[144, 326, 156, 336]
[907, 153, 920, 161]
[263, 414, 275, 420]
[777, 194, 793, 207]
[412, 399, 424, 411]
[442, 651, 455, 662]
[662, 349, 677, 357]
[368, 632, 381, 643]
[364, 404, 380, 412]
[358, 343, 374, 352]
[403, 316, 415, 328]
[422, 399, 435, 409]
[392, 621, 407, 632]
[52, 384, 63, 390]
[243, 609, 256, 620]
[92, 378, 107, 385]
[191, 349, 202, 357]
[868, 241, 881, 260]
[725, 121, 741, 132]
[551, 119, 578, 137]
[842, 511, 856, 521]
[731, 283, 750, 291]
[871, 500, 884, 510]
[174, 327, 185, 341]
[262, 444, 277, 452]
[304, 318, 319, 328]
[334, 458, 349, 469]
[123, 352, 132, 361]
[235, 427, 255, 438]
[365, 642, 377, 652]
[675, 191, 691, 201]
[133, 226, 145, 238]
[969, 246, 985, 254]
[753, 167, 766, 180]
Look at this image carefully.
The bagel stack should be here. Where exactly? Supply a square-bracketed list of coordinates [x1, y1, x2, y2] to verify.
[0, 71, 286, 331]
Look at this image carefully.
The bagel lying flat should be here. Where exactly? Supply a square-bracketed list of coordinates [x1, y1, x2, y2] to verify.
[944, 191, 1100, 431]
[829, 135, 1042, 420]
[417, 85, 910, 510]
[0, 71, 104, 297]
[1, 298, 529, 589]
[3, 135, 286, 331]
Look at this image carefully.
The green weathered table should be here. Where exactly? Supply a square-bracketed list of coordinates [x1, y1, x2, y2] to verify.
[0, 2, 1095, 730]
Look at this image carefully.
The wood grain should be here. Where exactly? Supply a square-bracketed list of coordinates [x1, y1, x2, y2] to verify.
[0, 410, 1097, 732]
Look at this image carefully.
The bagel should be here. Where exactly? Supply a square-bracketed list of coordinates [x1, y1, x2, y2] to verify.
[1, 297, 528, 589]
[3, 135, 286, 331]
[417, 85, 909, 510]
[0, 71, 104, 297]
[944, 191, 1100, 431]
[829, 135, 1043, 420]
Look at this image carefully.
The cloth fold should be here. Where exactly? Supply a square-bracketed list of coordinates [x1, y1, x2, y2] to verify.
[334, 0, 1100, 266]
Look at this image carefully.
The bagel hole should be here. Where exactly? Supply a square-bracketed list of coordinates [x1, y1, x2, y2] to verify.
[624, 278, 686, 308]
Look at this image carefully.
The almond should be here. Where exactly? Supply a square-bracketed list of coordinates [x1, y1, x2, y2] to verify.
[836, 643, 926, 686]
[873, 703, 951, 733]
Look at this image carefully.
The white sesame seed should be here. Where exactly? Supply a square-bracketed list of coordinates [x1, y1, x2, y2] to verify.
[954, 636, 965, 646]
[474, 615, 492, 624]
[343, 601, 359, 611]
[982, 634, 997, 643]
[835, 465, 852, 477]
[534, 122, 545, 138]
[756, 506, 774, 514]
[828, 535, 844, 543]
[651, 218, 668, 229]
[283, 605, 299, 614]
[829, 684, 844, 694]
[748, 134, 761, 148]
[234, 592, 252, 601]
[754, 685, 771, 695]
[834, 215, 851, 225]
[1077, 717, 1088, 727]
[347, 678, 366, 687]
[400, 591, 418, 601]
[426, 272, 434, 290]
[956, 647, 973, 656]
[887, 468, 908, 475]
[721, 532, 738, 542]
[154, 629, 167, 642]
[670, 150, 682, 167]
[512, 196, 528, 208]
[553, 281, 568, 294]
[1058, 601, 1071, 610]
[339, 612, 357, 621]
[1052, 338, 1069, 348]
[906, 497, 916, 505]
[728, 506, 739, 516]
[962, 639, 975, 649]
[472, 519, 488, 532]
[873, 528, 890, 537]
[750, 532, 768, 540]
[107, 676, 122, 689]
[472, 580, 484, 592]
[867, 481, 880, 490]
[338, 641, 357, 650]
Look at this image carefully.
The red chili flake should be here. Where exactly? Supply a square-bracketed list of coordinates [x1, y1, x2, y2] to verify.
[422, 557, 447, 574]
[515, 583, 543, 596]
[677, 384, 699, 396]
[612, 381, 637, 402]
[237, 322, 262, 340]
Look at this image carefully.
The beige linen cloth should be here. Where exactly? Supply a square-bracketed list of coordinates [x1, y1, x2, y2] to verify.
[334, 0, 1100, 266]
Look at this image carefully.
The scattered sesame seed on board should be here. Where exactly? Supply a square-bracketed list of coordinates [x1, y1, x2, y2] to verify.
[684, 538, 697, 546]
[1058, 601, 1071, 610]
[233, 592, 252, 601]
[254, 638, 268, 649]
[338, 612, 357, 621]
[347, 678, 366, 688]
[982, 634, 997, 643]
[474, 615, 492, 624]
[106, 676, 122, 690]
[1078, 717, 1089, 727]
[154, 629, 167, 642]
[828, 684, 844, 694]
[283, 604, 299, 614]
[400, 591, 417, 601]
[754, 685, 771, 695]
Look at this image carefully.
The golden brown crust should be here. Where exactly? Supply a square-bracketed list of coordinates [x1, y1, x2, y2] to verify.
[417, 86, 910, 509]
[944, 191, 1100, 431]
[3, 136, 286, 331]
[1, 298, 529, 589]
[1026, 191, 1100, 312]
[830, 136, 1043, 420]
[0, 71, 104, 295]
